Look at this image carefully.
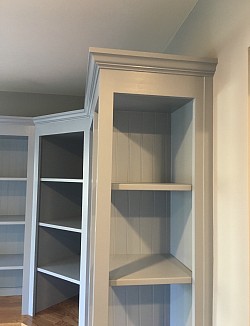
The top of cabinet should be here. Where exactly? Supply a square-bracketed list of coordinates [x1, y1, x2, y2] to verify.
[84, 47, 217, 116]
[87, 47, 217, 77]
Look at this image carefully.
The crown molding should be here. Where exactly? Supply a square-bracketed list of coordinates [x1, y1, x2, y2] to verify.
[0, 116, 34, 126]
[33, 109, 87, 125]
[84, 47, 217, 115]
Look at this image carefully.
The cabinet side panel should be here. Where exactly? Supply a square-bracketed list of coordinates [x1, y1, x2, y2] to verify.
[35, 273, 78, 313]
[171, 102, 193, 184]
[170, 284, 192, 326]
[170, 102, 193, 267]
[170, 102, 193, 325]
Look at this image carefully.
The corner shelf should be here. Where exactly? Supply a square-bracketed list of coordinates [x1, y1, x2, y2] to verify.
[111, 183, 192, 191]
[109, 254, 191, 286]
[0, 178, 27, 181]
[39, 217, 82, 233]
[40, 178, 83, 184]
[37, 256, 80, 285]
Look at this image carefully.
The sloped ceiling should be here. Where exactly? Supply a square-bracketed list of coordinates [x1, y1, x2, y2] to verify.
[0, 0, 198, 97]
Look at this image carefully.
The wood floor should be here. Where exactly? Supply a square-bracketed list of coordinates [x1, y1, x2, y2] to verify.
[0, 296, 78, 325]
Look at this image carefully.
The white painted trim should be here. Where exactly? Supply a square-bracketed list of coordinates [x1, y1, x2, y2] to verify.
[0, 116, 34, 126]
[88, 48, 218, 77]
[33, 109, 86, 125]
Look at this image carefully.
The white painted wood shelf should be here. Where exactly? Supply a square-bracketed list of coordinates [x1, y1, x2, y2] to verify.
[111, 183, 192, 191]
[0, 177, 27, 181]
[109, 254, 192, 286]
[40, 178, 83, 183]
[0, 215, 25, 225]
[37, 256, 80, 285]
[0, 254, 23, 270]
[39, 217, 81, 233]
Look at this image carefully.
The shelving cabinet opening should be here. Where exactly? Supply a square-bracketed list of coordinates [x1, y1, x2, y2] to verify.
[36, 227, 81, 305]
[0, 180, 27, 219]
[0, 270, 23, 295]
[109, 93, 193, 325]
[0, 136, 28, 178]
[39, 181, 83, 232]
[112, 93, 193, 185]
[40, 132, 84, 180]
[35, 128, 86, 323]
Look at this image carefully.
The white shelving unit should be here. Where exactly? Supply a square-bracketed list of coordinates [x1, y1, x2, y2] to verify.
[28, 110, 91, 326]
[85, 48, 216, 326]
[0, 117, 34, 309]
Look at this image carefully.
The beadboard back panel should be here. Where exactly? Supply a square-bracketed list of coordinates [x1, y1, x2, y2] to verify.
[112, 111, 171, 183]
[109, 285, 170, 326]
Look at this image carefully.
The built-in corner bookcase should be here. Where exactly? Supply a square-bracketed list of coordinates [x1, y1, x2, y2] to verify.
[85, 48, 217, 326]
[0, 117, 34, 311]
[28, 110, 91, 326]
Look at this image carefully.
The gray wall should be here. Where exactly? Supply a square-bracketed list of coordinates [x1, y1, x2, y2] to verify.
[0, 91, 84, 117]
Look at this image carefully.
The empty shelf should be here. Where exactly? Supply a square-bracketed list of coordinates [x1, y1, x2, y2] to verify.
[0, 177, 27, 181]
[109, 254, 192, 286]
[40, 178, 83, 183]
[39, 217, 81, 233]
[37, 256, 80, 285]
[0, 254, 23, 270]
[111, 183, 192, 191]
[0, 215, 25, 225]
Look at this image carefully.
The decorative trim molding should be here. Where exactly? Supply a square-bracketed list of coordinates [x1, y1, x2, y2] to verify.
[84, 47, 217, 115]
[0, 116, 34, 126]
[33, 109, 87, 125]
[88, 48, 217, 76]
[84, 52, 100, 116]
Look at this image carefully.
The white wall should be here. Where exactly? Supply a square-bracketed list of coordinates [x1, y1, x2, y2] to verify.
[0, 91, 83, 117]
[167, 1, 250, 325]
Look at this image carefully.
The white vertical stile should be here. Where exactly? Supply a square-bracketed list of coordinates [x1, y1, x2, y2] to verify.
[79, 118, 91, 326]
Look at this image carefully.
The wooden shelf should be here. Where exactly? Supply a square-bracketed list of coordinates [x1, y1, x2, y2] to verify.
[111, 183, 192, 191]
[109, 254, 192, 286]
[39, 217, 81, 233]
[0, 215, 25, 225]
[40, 178, 83, 183]
[37, 256, 80, 285]
[0, 254, 23, 270]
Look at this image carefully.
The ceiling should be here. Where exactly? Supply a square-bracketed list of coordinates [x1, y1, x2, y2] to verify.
[0, 0, 198, 97]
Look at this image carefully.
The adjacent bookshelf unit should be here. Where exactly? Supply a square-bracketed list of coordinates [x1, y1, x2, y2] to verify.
[0, 136, 27, 296]
[85, 48, 216, 326]
[29, 111, 91, 326]
[0, 117, 34, 310]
